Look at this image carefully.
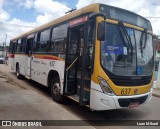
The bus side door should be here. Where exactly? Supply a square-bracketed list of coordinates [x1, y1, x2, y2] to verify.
[25, 37, 33, 77]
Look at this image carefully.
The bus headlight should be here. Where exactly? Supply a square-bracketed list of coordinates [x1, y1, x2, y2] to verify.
[98, 77, 115, 96]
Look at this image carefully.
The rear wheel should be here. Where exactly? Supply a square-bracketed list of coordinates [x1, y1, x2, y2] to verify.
[16, 65, 23, 79]
[51, 77, 65, 103]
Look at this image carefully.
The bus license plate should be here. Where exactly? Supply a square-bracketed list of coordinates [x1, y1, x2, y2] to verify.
[128, 102, 139, 108]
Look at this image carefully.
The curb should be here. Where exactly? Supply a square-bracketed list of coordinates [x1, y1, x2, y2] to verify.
[152, 93, 160, 98]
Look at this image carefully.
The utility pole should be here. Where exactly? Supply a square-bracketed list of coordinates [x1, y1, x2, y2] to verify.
[2, 34, 7, 58]
[4, 34, 7, 51]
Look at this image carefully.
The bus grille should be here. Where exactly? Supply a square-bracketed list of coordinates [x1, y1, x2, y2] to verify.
[111, 78, 151, 86]
[118, 95, 148, 107]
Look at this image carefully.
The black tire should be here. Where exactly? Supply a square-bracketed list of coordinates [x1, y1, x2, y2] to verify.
[51, 77, 65, 103]
[16, 65, 24, 79]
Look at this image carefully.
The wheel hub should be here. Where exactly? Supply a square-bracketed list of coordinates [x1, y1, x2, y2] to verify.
[52, 83, 60, 97]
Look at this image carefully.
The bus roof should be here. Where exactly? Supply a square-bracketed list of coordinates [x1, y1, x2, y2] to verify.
[11, 3, 99, 41]
[11, 3, 152, 41]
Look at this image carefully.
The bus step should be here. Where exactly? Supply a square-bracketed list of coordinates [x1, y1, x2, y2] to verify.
[67, 95, 89, 105]
[77, 86, 90, 101]
[68, 95, 79, 102]
[25, 76, 31, 80]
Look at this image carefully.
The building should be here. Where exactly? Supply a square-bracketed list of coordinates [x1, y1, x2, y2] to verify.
[153, 38, 160, 87]
[154, 39, 160, 59]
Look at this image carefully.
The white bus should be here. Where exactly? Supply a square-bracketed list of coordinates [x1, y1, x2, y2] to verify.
[9, 3, 154, 110]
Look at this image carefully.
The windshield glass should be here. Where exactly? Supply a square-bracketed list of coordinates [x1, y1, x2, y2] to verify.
[100, 23, 154, 76]
[136, 31, 154, 75]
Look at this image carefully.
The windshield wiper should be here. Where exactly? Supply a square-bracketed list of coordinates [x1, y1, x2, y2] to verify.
[118, 21, 133, 62]
[140, 29, 147, 57]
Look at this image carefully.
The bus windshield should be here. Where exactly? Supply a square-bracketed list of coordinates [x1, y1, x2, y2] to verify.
[100, 23, 154, 76]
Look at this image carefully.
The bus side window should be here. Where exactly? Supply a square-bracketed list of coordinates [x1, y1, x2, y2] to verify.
[50, 23, 68, 53]
[9, 42, 12, 54]
[26, 38, 34, 54]
[49, 40, 55, 52]
[33, 34, 37, 52]
[12, 41, 16, 54]
[34, 32, 41, 52]
[16, 39, 22, 53]
[22, 37, 26, 53]
[40, 29, 51, 52]
[54, 40, 66, 53]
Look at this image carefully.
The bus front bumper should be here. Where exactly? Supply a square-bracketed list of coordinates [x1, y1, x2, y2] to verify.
[90, 88, 152, 111]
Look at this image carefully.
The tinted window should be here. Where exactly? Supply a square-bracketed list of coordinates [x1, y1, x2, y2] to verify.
[26, 38, 33, 54]
[52, 23, 68, 40]
[49, 39, 67, 53]
[41, 29, 50, 42]
[34, 32, 41, 52]
[21, 38, 26, 52]
[16, 39, 22, 52]
[12, 41, 17, 53]
[49, 23, 68, 53]
[40, 29, 51, 52]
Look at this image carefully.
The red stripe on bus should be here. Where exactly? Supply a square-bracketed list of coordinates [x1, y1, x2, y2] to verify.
[43, 57, 59, 60]
[34, 55, 64, 61]
[9, 54, 64, 61]
[9, 54, 14, 58]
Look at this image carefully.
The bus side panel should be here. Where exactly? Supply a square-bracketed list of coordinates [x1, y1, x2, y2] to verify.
[14, 54, 26, 76]
[9, 54, 14, 70]
[30, 55, 65, 90]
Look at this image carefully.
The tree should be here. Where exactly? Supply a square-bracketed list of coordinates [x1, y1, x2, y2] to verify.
[153, 34, 160, 39]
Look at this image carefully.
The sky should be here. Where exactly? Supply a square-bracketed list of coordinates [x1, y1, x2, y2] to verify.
[0, 0, 160, 45]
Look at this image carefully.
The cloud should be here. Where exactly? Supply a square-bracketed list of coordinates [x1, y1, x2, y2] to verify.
[0, 0, 35, 45]
[0, 0, 10, 21]
[0, 10, 10, 21]
[34, 0, 70, 25]
[11, 0, 34, 9]
[76, 0, 160, 36]
[20, 0, 34, 9]
[0, 0, 10, 44]
[1, 0, 160, 46]
[0, 18, 36, 45]
[36, 13, 53, 25]
[0, 0, 70, 45]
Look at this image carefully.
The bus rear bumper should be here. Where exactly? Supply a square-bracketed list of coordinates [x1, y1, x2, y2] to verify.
[90, 88, 152, 111]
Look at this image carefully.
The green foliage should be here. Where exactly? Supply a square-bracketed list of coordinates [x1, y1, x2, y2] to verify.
[153, 34, 160, 39]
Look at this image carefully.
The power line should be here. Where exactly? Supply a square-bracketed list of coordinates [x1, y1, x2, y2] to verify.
[145, 17, 160, 18]
[0, 22, 36, 28]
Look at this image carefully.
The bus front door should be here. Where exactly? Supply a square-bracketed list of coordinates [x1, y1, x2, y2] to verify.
[64, 26, 91, 106]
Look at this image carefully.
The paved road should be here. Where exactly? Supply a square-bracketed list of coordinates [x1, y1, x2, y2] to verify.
[0, 64, 159, 129]
[0, 65, 94, 129]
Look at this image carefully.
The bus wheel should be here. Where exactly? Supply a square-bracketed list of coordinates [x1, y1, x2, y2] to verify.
[16, 65, 23, 79]
[51, 77, 65, 103]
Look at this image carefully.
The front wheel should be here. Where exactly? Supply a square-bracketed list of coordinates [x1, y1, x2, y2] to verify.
[16, 65, 23, 79]
[51, 77, 65, 103]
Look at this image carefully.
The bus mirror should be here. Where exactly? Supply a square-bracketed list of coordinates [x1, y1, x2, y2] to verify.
[97, 21, 105, 41]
